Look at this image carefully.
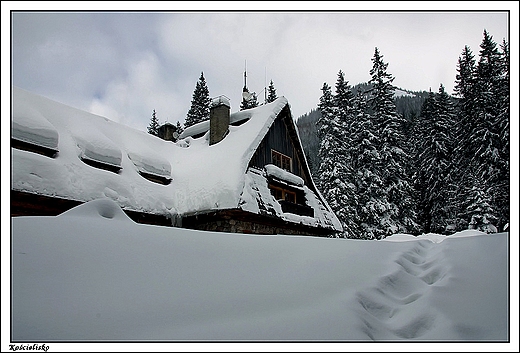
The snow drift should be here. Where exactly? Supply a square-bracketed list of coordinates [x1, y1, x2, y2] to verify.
[11, 199, 510, 343]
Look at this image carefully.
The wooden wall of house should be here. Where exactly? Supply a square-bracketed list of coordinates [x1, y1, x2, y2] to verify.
[248, 108, 313, 188]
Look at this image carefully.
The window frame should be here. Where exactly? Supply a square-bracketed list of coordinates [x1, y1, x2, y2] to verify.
[268, 184, 296, 203]
[271, 149, 292, 172]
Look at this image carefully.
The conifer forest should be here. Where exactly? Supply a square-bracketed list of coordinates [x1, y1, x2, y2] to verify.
[297, 30, 509, 239]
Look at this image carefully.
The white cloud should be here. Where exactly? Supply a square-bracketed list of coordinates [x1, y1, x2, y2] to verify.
[10, 10, 511, 128]
[88, 51, 190, 130]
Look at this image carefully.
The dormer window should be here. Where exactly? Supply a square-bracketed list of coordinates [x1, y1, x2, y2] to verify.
[74, 134, 122, 174]
[264, 164, 313, 217]
[271, 150, 292, 172]
[12, 107, 59, 158]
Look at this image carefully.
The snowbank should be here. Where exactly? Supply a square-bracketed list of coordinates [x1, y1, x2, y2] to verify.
[59, 197, 133, 221]
[10, 200, 511, 344]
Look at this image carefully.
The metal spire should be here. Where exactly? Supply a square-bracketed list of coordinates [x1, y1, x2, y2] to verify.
[243, 60, 247, 92]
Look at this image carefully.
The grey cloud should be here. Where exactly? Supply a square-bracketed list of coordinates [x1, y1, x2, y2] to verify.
[11, 11, 509, 130]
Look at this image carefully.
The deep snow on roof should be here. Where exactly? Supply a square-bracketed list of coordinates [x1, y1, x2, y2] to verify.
[11, 87, 341, 231]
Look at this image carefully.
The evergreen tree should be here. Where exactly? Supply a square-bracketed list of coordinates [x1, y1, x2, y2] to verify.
[494, 38, 510, 230]
[458, 170, 498, 233]
[454, 46, 477, 112]
[410, 90, 436, 233]
[174, 121, 184, 142]
[349, 91, 385, 239]
[316, 83, 334, 152]
[147, 109, 159, 136]
[367, 47, 417, 237]
[452, 45, 477, 160]
[267, 80, 278, 103]
[185, 72, 211, 128]
[330, 71, 360, 237]
[412, 85, 456, 234]
[175, 121, 184, 137]
[451, 45, 478, 230]
[316, 81, 360, 237]
[451, 31, 508, 232]
[316, 83, 337, 200]
[470, 30, 507, 231]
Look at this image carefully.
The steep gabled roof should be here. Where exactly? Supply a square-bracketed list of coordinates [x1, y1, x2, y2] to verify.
[11, 87, 341, 231]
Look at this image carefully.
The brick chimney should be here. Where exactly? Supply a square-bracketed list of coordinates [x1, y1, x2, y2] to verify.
[209, 95, 230, 145]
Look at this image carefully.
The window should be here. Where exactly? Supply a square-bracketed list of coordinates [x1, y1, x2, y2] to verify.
[268, 183, 314, 217]
[269, 184, 296, 203]
[11, 138, 58, 158]
[271, 150, 292, 172]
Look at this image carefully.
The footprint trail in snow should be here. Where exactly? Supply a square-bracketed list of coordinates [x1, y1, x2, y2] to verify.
[355, 240, 449, 340]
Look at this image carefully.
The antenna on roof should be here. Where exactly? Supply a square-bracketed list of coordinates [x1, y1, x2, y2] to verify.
[264, 67, 267, 104]
[243, 60, 247, 91]
[242, 60, 253, 101]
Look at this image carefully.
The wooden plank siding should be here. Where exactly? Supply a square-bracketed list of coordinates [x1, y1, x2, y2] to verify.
[248, 105, 315, 191]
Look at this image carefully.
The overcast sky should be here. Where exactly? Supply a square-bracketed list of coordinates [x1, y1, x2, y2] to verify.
[6, 4, 513, 132]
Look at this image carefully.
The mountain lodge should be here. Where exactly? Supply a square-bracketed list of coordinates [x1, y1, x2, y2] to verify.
[11, 87, 342, 236]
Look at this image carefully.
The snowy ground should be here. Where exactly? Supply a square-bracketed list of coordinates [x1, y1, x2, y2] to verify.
[7, 199, 518, 351]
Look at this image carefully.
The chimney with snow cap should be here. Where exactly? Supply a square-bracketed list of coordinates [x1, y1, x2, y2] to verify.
[209, 95, 230, 145]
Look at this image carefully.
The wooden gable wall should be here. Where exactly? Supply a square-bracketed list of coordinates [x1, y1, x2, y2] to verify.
[248, 105, 314, 190]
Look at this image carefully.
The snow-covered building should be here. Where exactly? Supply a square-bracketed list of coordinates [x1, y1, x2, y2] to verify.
[11, 87, 342, 236]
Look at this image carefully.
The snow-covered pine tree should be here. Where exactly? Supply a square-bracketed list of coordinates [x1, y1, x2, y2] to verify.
[431, 85, 457, 232]
[147, 109, 159, 136]
[367, 47, 417, 237]
[316, 81, 358, 237]
[330, 71, 360, 238]
[451, 31, 508, 233]
[175, 121, 184, 139]
[410, 89, 436, 234]
[316, 83, 335, 194]
[458, 170, 498, 233]
[317, 84, 339, 221]
[451, 45, 478, 230]
[349, 91, 386, 239]
[453, 45, 477, 158]
[470, 30, 507, 232]
[185, 72, 211, 128]
[317, 83, 334, 145]
[267, 80, 278, 103]
[497, 39, 510, 147]
[412, 85, 456, 234]
[494, 38, 510, 231]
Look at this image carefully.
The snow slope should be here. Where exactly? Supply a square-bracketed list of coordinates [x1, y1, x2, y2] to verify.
[10, 199, 513, 349]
